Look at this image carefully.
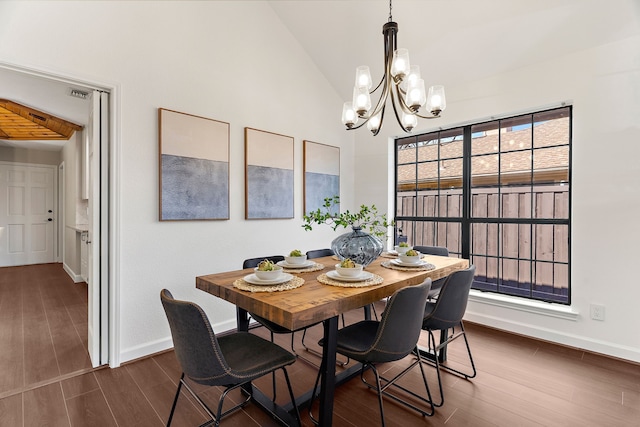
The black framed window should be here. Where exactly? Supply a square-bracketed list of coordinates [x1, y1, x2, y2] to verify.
[395, 106, 571, 304]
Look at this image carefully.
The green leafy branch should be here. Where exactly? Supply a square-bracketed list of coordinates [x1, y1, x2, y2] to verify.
[302, 196, 394, 239]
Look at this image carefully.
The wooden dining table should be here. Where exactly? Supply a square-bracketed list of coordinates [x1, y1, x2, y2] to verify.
[196, 254, 469, 427]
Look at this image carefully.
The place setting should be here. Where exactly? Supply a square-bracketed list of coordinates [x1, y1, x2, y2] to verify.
[382, 249, 436, 272]
[234, 259, 305, 292]
[380, 242, 412, 258]
[276, 250, 325, 273]
[317, 258, 383, 288]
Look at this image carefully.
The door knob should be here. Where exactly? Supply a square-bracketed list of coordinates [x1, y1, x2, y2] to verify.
[48, 210, 53, 213]
[48, 218, 53, 221]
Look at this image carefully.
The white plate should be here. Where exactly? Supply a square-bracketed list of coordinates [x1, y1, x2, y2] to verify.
[244, 273, 294, 285]
[326, 270, 373, 282]
[391, 258, 428, 267]
[276, 260, 315, 269]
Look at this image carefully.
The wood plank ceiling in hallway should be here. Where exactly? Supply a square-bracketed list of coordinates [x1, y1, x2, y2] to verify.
[0, 99, 82, 140]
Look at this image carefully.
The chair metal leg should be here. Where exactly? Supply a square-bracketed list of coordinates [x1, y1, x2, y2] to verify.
[166, 373, 184, 426]
[369, 364, 387, 427]
[361, 349, 435, 418]
[171, 373, 250, 427]
[424, 321, 476, 407]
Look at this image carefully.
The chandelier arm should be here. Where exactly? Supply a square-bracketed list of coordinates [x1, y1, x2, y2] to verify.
[345, 120, 371, 131]
[369, 74, 390, 117]
[349, 77, 388, 131]
[346, 104, 387, 132]
[389, 84, 411, 133]
[370, 75, 385, 94]
[414, 111, 441, 119]
[394, 83, 415, 114]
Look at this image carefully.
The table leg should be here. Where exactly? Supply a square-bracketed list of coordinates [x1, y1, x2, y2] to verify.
[318, 316, 338, 427]
[237, 307, 250, 332]
[363, 304, 371, 321]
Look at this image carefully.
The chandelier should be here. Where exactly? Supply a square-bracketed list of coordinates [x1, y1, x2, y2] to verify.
[341, 0, 446, 135]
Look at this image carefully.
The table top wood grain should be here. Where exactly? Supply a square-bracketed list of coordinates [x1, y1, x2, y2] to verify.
[196, 255, 469, 331]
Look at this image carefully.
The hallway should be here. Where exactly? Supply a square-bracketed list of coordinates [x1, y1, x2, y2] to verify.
[0, 263, 91, 398]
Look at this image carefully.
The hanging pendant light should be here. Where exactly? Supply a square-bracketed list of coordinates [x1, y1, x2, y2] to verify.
[341, 0, 446, 135]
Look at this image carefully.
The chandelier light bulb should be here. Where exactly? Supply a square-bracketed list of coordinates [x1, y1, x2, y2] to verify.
[401, 65, 421, 90]
[352, 86, 371, 117]
[341, 102, 358, 128]
[355, 66, 372, 89]
[405, 78, 426, 111]
[407, 65, 421, 85]
[401, 112, 417, 131]
[367, 113, 381, 133]
[391, 48, 410, 81]
[427, 85, 446, 116]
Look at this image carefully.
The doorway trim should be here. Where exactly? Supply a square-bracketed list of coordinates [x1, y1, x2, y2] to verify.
[58, 162, 64, 264]
[0, 61, 122, 368]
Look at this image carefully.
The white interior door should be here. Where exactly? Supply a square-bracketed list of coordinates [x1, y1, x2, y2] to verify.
[0, 163, 55, 267]
[87, 90, 109, 367]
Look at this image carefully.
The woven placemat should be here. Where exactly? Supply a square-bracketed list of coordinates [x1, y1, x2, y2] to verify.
[316, 273, 384, 288]
[381, 251, 398, 259]
[233, 276, 305, 292]
[281, 262, 325, 273]
[381, 260, 436, 272]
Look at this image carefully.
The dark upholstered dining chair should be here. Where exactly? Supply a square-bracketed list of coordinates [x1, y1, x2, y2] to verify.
[420, 264, 477, 407]
[413, 245, 450, 299]
[160, 289, 301, 427]
[305, 248, 334, 259]
[311, 280, 434, 426]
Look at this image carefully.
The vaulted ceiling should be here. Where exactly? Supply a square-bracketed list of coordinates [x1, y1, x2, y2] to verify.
[268, 0, 639, 101]
[1, 0, 637, 151]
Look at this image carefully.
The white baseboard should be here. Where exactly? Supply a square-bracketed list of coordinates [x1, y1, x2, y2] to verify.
[118, 318, 238, 364]
[464, 309, 640, 364]
[63, 262, 83, 283]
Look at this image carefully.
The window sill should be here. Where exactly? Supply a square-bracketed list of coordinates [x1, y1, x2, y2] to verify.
[468, 290, 579, 321]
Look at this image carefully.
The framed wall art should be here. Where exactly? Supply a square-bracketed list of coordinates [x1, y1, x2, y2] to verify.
[245, 127, 294, 219]
[303, 140, 340, 215]
[159, 108, 230, 221]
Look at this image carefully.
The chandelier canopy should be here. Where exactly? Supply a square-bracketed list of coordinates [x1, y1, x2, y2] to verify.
[341, 0, 446, 135]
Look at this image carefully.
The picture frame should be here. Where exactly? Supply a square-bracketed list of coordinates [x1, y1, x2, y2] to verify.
[245, 127, 294, 219]
[159, 108, 230, 221]
[303, 140, 340, 215]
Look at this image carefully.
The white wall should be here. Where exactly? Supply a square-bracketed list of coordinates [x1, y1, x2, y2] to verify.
[61, 133, 81, 276]
[0, 1, 354, 364]
[0, 146, 60, 165]
[354, 32, 640, 362]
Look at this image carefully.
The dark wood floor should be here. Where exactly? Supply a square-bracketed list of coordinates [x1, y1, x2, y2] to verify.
[0, 263, 92, 400]
[1, 264, 639, 426]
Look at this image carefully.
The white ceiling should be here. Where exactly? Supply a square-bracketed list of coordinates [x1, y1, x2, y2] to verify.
[1, 0, 638, 151]
[268, 0, 640, 101]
